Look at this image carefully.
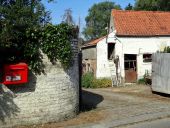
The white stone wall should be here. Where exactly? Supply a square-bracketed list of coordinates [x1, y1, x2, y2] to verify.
[96, 33, 170, 81]
[0, 42, 79, 127]
[96, 38, 114, 78]
[118, 37, 170, 79]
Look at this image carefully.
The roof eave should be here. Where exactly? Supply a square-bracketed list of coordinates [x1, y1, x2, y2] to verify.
[116, 34, 170, 37]
[81, 45, 96, 49]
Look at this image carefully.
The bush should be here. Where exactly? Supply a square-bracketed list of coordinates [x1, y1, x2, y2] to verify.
[92, 78, 112, 88]
[82, 72, 112, 88]
[82, 72, 94, 88]
[138, 78, 146, 84]
[164, 46, 170, 53]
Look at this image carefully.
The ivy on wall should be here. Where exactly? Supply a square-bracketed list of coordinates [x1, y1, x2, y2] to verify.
[42, 24, 75, 69]
[0, 1, 78, 74]
[0, 23, 78, 74]
[24, 27, 45, 74]
[25, 23, 77, 74]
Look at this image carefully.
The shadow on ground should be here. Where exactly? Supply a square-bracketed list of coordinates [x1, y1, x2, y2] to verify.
[152, 91, 170, 98]
[80, 90, 104, 112]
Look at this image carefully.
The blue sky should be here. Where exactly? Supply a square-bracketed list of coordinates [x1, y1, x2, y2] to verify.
[42, 0, 135, 30]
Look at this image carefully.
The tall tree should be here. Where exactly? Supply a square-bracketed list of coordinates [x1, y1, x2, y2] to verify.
[125, 3, 133, 10]
[83, 1, 121, 41]
[0, 0, 51, 73]
[134, 0, 170, 11]
[0, 0, 50, 48]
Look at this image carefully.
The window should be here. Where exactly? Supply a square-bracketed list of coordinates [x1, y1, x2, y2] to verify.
[143, 54, 152, 62]
[124, 54, 137, 71]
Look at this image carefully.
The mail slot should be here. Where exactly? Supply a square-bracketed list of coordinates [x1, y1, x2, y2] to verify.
[3, 63, 28, 85]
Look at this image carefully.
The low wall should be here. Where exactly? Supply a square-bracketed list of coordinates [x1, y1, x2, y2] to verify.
[0, 41, 79, 127]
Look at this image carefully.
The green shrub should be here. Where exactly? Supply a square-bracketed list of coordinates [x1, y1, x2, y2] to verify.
[82, 72, 112, 88]
[138, 78, 146, 84]
[164, 46, 170, 53]
[138, 71, 150, 85]
[92, 78, 112, 88]
[82, 72, 94, 88]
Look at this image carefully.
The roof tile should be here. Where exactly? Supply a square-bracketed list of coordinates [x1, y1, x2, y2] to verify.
[112, 10, 170, 36]
[82, 36, 106, 48]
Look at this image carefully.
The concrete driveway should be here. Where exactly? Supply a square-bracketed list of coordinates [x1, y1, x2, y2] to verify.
[122, 118, 170, 128]
[16, 85, 170, 128]
[78, 85, 170, 128]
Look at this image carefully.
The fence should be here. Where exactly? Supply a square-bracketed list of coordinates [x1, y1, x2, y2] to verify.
[152, 53, 170, 94]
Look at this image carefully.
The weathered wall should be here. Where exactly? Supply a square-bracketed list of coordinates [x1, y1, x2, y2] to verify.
[96, 37, 116, 78]
[82, 46, 96, 60]
[0, 41, 79, 127]
[118, 37, 170, 80]
[152, 53, 170, 94]
[82, 46, 97, 76]
[96, 33, 170, 82]
[82, 59, 96, 76]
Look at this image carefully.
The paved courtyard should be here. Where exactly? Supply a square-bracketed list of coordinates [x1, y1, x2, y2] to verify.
[16, 85, 170, 128]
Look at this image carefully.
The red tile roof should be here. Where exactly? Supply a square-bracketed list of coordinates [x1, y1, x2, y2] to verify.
[82, 36, 106, 48]
[112, 10, 170, 36]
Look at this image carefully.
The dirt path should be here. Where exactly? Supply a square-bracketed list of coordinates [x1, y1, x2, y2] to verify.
[16, 85, 170, 128]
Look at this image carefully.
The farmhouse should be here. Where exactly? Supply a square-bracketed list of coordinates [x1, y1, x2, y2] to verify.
[82, 10, 170, 85]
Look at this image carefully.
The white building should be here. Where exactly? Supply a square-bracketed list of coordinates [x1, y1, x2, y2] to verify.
[82, 10, 170, 85]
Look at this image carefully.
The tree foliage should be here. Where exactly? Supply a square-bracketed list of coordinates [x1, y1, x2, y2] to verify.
[125, 3, 133, 10]
[0, 0, 50, 47]
[42, 24, 75, 68]
[0, 0, 76, 74]
[0, 0, 50, 74]
[134, 0, 170, 11]
[83, 1, 121, 41]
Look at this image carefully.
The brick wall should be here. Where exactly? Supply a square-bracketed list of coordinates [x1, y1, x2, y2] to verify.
[0, 40, 79, 127]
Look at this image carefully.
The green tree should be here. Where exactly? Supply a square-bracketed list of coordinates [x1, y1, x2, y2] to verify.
[82, 1, 121, 40]
[125, 3, 133, 10]
[0, 0, 50, 73]
[0, 0, 50, 47]
[134, 0, 170, 11]
[157, 0, 170, 11]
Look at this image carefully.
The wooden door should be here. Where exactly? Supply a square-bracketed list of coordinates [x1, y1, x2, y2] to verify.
[124, 54, 137, 83]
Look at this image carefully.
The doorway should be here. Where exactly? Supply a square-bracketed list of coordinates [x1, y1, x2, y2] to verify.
[108, 43, 115, 60]
[124, 54, 137, 83]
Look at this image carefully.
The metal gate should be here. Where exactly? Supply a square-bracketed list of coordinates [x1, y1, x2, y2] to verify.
[152, 53, 170, 94]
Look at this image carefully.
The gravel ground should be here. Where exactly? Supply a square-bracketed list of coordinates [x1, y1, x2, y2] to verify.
[15, 84, 170, 128]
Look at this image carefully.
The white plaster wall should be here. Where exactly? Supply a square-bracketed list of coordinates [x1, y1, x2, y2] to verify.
[96, 33, 170, 81]
[96, 38, 114, 78]
[117, 37, 170, 80]
[109, 15, 114, 33]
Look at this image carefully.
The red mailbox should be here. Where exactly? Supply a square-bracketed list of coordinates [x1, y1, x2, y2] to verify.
[2, 63, 28, 85]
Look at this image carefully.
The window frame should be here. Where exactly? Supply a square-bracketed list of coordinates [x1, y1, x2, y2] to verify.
[143, 54, 152, 63]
